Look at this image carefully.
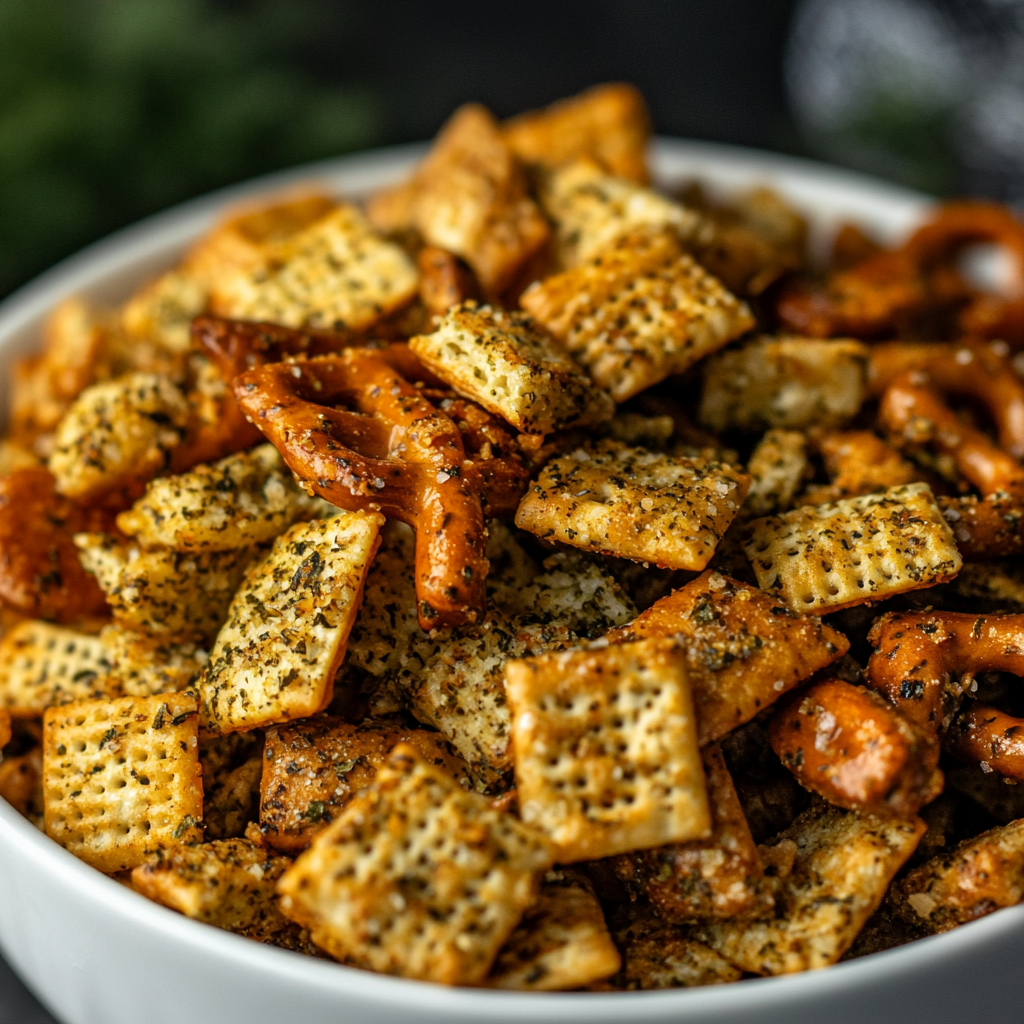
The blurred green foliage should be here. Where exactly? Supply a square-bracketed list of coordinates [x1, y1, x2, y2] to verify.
[0, 0, 379, 298]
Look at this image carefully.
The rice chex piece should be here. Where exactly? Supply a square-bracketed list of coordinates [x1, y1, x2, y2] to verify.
[199, 511, 383, 735]
[520, 229, 754, 402]
[515, 440, 749, 571]
[505, 638, 710, 862]
[0, 621, 114, 717]
[100, 625, 206, 697]
[210, 203, 417, 334]
[744, 483, 962, 614]
[116, 444, 320, 552]
[277, 744, 553, 984]
[409, 303, 613, 434]
[700, 336, 869, 433]
[43, 692, 203, 872]
[697, 805, 924, 975]
[745, 429, 809, 516]
[259, 715, 471, 852]
[132, 838, 294, 938]
[488, 868, 621, 990]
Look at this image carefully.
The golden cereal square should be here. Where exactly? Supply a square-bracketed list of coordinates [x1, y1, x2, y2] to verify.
[744, 429, 809, 516]
[210, 203, 418, 334]
[515, 440, 749, 571]
[0, 621, 114, 717]
[100, 625, 206, 698]
[277, 745, 553, 985]
[488, 868, 621, 991]
[744, 483, 962, 614]
[409, 303, 613, 434]
[699, 336, 869, 433]
[43, 692, 203, 873]
[520, 230, 754, 402]
[505, 638, 710, 862]
[198, 511, 383, 735]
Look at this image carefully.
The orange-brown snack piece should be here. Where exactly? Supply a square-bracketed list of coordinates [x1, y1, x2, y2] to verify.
[0, 707, 10, 751]
[769, 678, 941, 817]
[801, 431, 921, 505]
[417, 247, 482, 318]
[0, 745, 43, 822]
[604, 570, 848, 744]
[945, 705, 1024, 782]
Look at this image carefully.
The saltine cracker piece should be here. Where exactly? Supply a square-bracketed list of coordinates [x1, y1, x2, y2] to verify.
[700, 336, 869, 433]
[537, 158, 701, 268]
[117, 444, 320, 552]
[277, 745, 553, 985]
[744, 483, 962, 614]
[100, 625, 206, 697]
[520, 230, 754, 402]
[199, 512, 383, 735]
[48, 373, 190, 500]
[502, 83, 651, 183]
[515, 440, 750, 571]
[210, 203, 417, 334]
[488, 868, 621, 991]
[604, 570, 849, 743]
[505, 638, 710, 862]
[75, 533, 255, 642]
[409, 304, 613, 434]
[43, 692, 203, 873]
[697, 806, 924, 975]
[0, 621, 114, 717]
[132, 838, 294, 937]
[745, 430, 809, 516]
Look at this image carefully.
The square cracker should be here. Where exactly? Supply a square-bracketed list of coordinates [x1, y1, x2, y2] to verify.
[505, 637, 710, 862]
[409, 303, 613, 434]
[210, 203, 418, 334]
[100, 625, 206, 698]
[744, 429, 809, 516]
[0, 621, 114, 717]
[699, 336, 869, 433]
[488, 868, 621, 990]
[697, 805, 925, 974]
[43, 692, 203, 872]
[520, 229, 754, 402]
[515, 439, 749, 571]
[744, 482, 962, 614]
[277, 744, 553, 985]
[120, 268, 208, 356]
[198, 511, 383, 735]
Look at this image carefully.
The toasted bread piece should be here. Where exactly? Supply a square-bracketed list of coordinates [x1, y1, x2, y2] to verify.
[488, 868, 621, 990]
[745, 430, 809, 516]
[210, 203, 417, 334]
[515, 440, 749, 571]
[744, 483, 962, 614]
[700, 336, 869, 433]
[100, 625, 206, 697]
[604, 570, 848, 743]
[75, 533, 255, 642]
[506, 638, 710, 862]
[409, 303, 613, 434]
[259, 715, 471, 852]
[43, 692, 203, 872]
[503, 83, 651, 183]
[697, 805, 924, 974]
[120, 269, 208, 356]
[277, 744, 553, 985]
[116, 444, 320, 552]
[199, 512, 382, 735]
[520, 230, 754, 401]
[0, 621, 114, 717]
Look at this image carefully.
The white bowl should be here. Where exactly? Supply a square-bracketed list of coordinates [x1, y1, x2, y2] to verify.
[1, 139, 1021, 1024]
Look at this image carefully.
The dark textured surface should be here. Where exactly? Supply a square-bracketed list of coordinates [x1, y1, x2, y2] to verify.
[0, 950, 60, 1024]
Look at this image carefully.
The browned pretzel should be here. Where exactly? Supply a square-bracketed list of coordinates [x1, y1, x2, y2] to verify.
[946, 705, 1024, 782]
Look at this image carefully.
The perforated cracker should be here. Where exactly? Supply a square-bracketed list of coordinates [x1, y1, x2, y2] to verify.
[277, 744, 553, 985]
[210, 203, 418, 334]
[0, 621, 114, 717]
[75, 533, 255, 641]
[745, 430, 809, 516]
[520, 229, 754, 402]
[116, 444, 320, 552]
[48, 373, 190, 500]
[515, 440, 749, 571]
[505, 638, 710, 862]
[488, 868, 621, 990]
[409, 303, 613, 434]
[697, 806, 924, 975]
[100, 625, 206, 697]
[699, 336, 869, 433]
[199, 511, 383, 735]
[744, 483, 962, 614]
[259, 715, 471, 852]
[43, 692, 203, 873]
